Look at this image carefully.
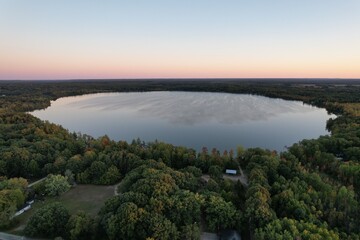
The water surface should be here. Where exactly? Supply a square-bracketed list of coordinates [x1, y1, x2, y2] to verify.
[31, 92, 335, 152]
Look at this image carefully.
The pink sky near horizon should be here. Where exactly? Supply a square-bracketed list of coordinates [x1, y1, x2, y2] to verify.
[1, 53, 359, 80]
[1, 0, 360, 80]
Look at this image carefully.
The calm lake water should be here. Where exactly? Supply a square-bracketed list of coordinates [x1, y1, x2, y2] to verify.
[31, 92, 335, 152]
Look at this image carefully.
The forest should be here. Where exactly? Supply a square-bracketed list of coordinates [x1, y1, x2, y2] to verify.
[0, 79, 360, 240]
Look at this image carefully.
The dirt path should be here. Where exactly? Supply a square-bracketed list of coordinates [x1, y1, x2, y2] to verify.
[201, 166, 248, 186]
[113, 182, 122, 196]
[226, 166, 248, 186]
[27, 177, 46, 188]
[0, 231, 41, 240]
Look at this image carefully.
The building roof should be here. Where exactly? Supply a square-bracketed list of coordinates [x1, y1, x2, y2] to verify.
[225, 169, 237, 174]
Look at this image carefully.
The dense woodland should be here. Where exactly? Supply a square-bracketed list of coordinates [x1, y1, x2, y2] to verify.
[1, 80, 360, 239]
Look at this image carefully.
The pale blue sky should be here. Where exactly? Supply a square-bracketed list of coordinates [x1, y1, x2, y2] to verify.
[1, 0, 359, 79]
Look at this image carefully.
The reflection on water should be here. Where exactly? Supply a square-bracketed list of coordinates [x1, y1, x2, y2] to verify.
[32, 92, 335, 152]
[65, 92, 316, 125]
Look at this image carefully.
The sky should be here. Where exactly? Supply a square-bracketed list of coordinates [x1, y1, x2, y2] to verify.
[0, 0, 360, 80]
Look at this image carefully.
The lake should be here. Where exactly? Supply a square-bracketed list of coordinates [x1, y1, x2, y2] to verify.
[31, 91, 335, 152]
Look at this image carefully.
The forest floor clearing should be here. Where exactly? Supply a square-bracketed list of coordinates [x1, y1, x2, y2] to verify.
[7, 184, 114, 236]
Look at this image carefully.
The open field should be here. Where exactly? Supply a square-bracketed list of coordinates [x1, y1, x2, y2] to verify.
[7, 184, 115, 235]
[57, 184, 114, 216]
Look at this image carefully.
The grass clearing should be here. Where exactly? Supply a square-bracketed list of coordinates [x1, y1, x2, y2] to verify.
[7, 184, 115, 235]
[58, 184, 114, 216]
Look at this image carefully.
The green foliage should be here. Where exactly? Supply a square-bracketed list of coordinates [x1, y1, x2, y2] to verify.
[117, 202, 145, 237]
[100, 165, 121, 185]
[205, 178, 220, 192]
[255, 218, 340, 240]
[100, 161, 212, 239]
[0, 177, 28, 229]
[88, 161, 107, 182]
[0, 202, 16, 229]
[147, 213, 179, 240]
[66, 211, 96, 240]
[180, 223, 201, 240]
[25, 202, 70, 238]
[28, 160, 40, 177]
[44, 174, 71, 197]
[205, 195, 238, 232]
[5, 177, 28, 191]
[245, 181, 275, 229]
[180, 166, 202, 177]
[64, 169, 75, 185]
[166, 190, 204, 226]
[208, 165, 223, 180]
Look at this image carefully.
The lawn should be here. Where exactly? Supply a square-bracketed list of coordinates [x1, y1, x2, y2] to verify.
[8, 184, 115, 235]
[58, 184, 115, 216]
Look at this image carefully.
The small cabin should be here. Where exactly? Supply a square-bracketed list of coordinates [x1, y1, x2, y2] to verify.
[225, 169, 237, 175]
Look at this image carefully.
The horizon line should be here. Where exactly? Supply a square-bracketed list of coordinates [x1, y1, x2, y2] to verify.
[1, 77, 360, 81]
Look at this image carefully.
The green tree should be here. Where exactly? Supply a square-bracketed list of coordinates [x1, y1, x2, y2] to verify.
[245, 183, 274, 230]
[0, 193, 17, 228]
[0, 177, 28, 228]
[66, 211, 96, 240]
[6, 177, 28, 192]
[205, 195, 238, 232]
[180, 224, 201, 240]
[166, 190, 204, 226]
[100, 165, 121, 185]
[0, 160, 7, 176]
[208, 165, 223, 180]
[181, 166, 202, 178]
[25, 202, 70, 238]
[28, 160, 40, 177]
[254, 218, 340, 240]
[336, 186, 359, 233]
[103, 202, 147, 240]
[64, 169, 75, 185]
[1, 189, 25, 208]
[205, 178, 220, 192]
[44, 174, 71, 197]
[88, 161, 107, 182]
[147, 213, 179, 240]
